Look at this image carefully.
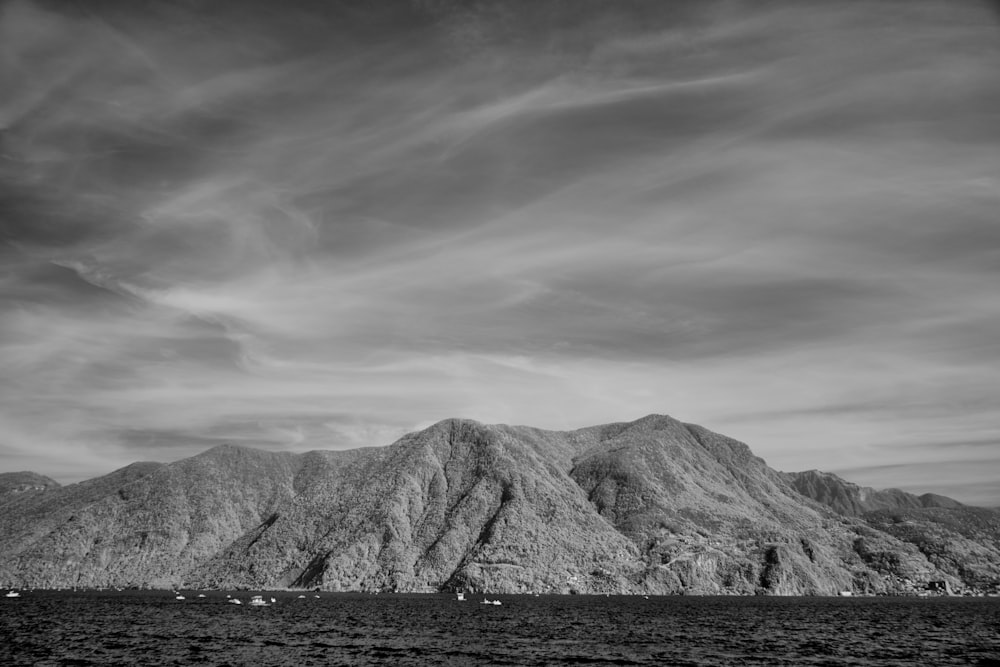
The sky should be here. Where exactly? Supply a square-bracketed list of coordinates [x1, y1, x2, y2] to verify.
[1, 0, 998, 506]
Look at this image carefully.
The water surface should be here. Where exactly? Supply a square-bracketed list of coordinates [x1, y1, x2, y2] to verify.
[2, 591, 998, 666]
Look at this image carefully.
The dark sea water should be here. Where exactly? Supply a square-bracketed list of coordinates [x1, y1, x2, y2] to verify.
[2, 591, 998, 666]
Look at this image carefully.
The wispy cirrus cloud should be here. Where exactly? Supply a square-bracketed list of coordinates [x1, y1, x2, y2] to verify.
[1, 0, 999, 505]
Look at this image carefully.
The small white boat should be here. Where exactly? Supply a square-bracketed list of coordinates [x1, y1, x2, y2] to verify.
[248, 595, 270, 607]
[480, 598, 501, 606]
[197, 594, 206, 598]
[456, 592, 466, 601]
[228, 598, 242, 605]
[5, 591, 20, 598]
[838, 591, 853, 597]
[175, 595, 185, 600]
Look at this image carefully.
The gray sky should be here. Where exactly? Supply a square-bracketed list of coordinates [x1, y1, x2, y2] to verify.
[2, 0, 998, 505]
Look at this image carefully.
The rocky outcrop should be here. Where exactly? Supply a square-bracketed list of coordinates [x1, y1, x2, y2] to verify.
[1, 415, 997, 595]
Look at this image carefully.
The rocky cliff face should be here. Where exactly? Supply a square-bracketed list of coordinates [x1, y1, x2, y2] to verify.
[1, 415, 997, 595]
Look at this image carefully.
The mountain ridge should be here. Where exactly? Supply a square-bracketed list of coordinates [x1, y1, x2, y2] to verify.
[781, 469, 964, 516]
[2, 415, 997, 595]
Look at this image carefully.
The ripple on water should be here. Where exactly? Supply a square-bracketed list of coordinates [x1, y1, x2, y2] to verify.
[1, 592, 998, 666]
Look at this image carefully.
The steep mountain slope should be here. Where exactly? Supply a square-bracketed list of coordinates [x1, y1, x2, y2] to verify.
[1, 415, 996, 594]
[191, 420, 642, 593]
[0, 450, 296, 589]
[785, 469, 1000, 590]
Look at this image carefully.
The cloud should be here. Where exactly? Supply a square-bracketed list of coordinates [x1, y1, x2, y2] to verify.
[1, 0, 999, 506]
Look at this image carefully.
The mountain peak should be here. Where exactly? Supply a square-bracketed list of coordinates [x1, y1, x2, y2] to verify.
[918, 493, 964, 509]
[614, 413, 684, 433]
[0, 471, 60, 496]
[200, 442, 253, 456]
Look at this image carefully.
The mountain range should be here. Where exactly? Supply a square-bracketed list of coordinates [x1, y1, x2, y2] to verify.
[2, 415, 997, 595]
